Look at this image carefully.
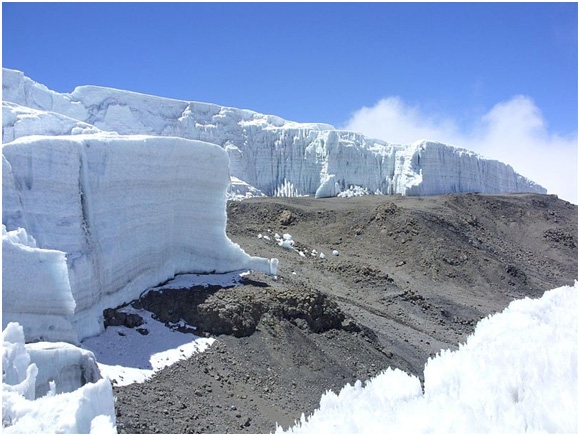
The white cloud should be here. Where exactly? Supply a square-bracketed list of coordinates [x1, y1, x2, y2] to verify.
[343, 96, 578, 204]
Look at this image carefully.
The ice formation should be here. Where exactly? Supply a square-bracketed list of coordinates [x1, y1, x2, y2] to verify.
[227, 176, 266, 201]
[3, 68, 546, 198]
[2, 225, 77, 344]
[0, 68, 566, 435]
[2, 322, 116, 433]
[2, 134, 278, 342]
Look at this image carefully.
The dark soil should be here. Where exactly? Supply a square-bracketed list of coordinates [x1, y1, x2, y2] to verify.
[112, 193, 577, 434]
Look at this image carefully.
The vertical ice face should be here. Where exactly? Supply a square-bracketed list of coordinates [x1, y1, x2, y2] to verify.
[401, 141, 544, 196]
[2, 135, 277, 341]
[2, 68, 546, 198]
[25, 342, 101, 397]
[2, 226, 77, 344]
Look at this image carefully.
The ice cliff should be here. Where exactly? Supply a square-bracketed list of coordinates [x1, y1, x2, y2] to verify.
[2, 68, 546, 198]
[2, 134, 278, 343]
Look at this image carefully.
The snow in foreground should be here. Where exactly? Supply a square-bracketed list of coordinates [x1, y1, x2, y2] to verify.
[280, 282, 578, 433]
[2, 282, 577, 434]
[2, 323, 115, 434]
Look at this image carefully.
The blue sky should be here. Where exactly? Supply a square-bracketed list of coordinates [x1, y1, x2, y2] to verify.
[2, 2, 578, 202]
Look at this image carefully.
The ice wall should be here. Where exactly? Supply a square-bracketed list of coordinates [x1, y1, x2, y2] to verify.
[2, 134, 277, 342]
[394, 140, 543, 196]
[2, 101, 101, 143]
[2, 226, 77, 343]
[2, 68, 546, 197]
[26, 341, 101, 398]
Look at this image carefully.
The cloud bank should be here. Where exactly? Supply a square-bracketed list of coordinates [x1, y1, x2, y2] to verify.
[343, 96, 578, 204]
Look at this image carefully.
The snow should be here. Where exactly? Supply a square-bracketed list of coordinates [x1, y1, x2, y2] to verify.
[82, 310, 214, 387]
[2, 376, 116, 434]
[259, 230, 333, 265]
[336, 185, 372, 198]
[2, 323, 116, 434]
[277, 233, 296, 250]
[280, 282, 578, 434]
[2, 134, 278, 343]
[279, 240, 295, 249]
[3, 68, 547, 199]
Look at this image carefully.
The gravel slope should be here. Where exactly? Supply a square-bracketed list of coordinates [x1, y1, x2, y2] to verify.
[113, 193, 577, 433]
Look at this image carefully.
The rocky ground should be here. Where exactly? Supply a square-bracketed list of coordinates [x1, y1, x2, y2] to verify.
[112, 193, 577, 434]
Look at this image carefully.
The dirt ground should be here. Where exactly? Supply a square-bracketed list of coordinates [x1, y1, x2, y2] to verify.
[113, 193, 577, 434]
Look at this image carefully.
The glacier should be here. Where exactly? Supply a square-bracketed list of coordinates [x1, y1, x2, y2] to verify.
[2, 68, 546, 198]
[0, 67, 548, 345]
[2, 134, 278, 343]
[0, 68, 557, 435]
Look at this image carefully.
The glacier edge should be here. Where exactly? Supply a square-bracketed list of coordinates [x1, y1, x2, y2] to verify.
[2, 67, 547, 198]
[2, 134, 278, 342]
